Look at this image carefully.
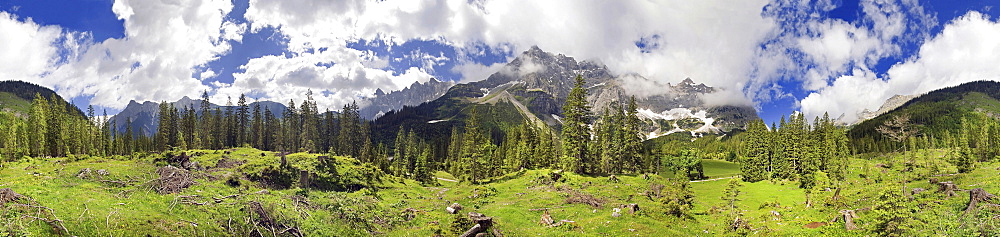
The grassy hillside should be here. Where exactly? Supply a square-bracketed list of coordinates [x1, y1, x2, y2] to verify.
[0, 80, 85, 117]
[3, 147, 998, 236]
[0, 92, 31, 116]
[850, 81, 1000, 153]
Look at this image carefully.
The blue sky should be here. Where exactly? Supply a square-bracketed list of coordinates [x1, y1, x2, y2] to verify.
[1, 0, 999, 125]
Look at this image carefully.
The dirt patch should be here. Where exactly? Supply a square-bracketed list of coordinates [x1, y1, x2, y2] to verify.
[155, 165, 196, 194]
[0, 188, 25, 205]
[804, 222, 827, 229]
[564, 189, 605, 208]
[215, 157, 246, 169]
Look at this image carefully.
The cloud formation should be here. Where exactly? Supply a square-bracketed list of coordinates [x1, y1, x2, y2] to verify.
[5, 0, 1000, 121]
[240, 0, 777, 110]
[802, 11, 1000, 122]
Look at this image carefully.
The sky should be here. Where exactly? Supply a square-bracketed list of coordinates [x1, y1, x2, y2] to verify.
[0, 0, 999, 125]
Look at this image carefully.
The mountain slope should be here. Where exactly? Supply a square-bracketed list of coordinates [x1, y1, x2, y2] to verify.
[359, 78, 453, 119]
[0, 80, 85, 117]
[849, 80, 1000, 153]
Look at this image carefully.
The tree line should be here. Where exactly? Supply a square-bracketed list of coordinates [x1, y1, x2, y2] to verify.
[1, 75, 661, 184]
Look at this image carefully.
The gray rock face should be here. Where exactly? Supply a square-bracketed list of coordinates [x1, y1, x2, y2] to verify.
[447, 46, 758, 135]
[856, 94, 919, 124]
[109, 97, 288, 137]
[359, 78, 453, 119]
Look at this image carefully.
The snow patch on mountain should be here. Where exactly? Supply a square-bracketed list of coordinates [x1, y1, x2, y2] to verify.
[638, 108, 721, 139]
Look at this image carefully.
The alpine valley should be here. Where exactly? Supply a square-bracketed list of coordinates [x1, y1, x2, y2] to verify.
[3, 47, 1000, 237]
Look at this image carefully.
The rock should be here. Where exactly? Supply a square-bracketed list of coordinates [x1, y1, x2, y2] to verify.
[612, 208, 621, 217]
[96, 169, 109, 176]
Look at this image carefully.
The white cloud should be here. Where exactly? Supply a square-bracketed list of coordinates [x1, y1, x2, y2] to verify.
[223, 47, 435, 111]
[241, 0, 781, 109]
[0, 12, 67, 81]
[801, 11, 1000, 123]
[1, 0, 240, 110]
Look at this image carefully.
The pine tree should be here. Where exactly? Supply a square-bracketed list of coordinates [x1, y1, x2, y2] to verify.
[458, 108, 490, 182]
[741, 119, 770, 182]
[561, 75, 592, 174]
[199, 90, 213, 148]
[622, 96, 644, 173]
[337, 101, 362, 157]
[264, 107, 278, 151]
[957, 117, 975, 173]
[236, 94, 250, 146]
[414, 146, 433, 184]
[251, 102, 263, 149]
[28, 93, 48, 157]
[393, 126, 409, 177]
[299, 91, 319, 153]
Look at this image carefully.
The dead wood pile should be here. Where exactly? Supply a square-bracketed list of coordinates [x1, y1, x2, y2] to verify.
[155, 165, 195, 194]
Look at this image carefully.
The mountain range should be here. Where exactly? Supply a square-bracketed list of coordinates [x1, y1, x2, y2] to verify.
[370, 46, 759, 143]
[109, 97, 288, 137]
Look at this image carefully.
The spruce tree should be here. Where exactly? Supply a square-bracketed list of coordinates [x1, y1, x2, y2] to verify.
[741, 119, 770, 182]
[561, 75, 592, 174]
[251, 102, 263, 149]
[623, 96, 643, 173]
[28, 93, 48, 157]
[236, 94, 250, 146]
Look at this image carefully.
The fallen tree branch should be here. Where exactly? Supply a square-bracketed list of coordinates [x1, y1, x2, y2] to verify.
[529, 206, 566, 211]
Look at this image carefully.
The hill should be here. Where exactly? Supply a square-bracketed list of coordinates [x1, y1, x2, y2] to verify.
[849, 80, 1000, 153]
[0, 80, 85, 118]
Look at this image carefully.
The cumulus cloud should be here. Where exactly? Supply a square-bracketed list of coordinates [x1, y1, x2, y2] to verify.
[223, 47, 435, 110]
[0, 12, 69, 81]
[242, 0, 777, 108]
[801, 11, 1000, 123]
[6, 0, 239, 110]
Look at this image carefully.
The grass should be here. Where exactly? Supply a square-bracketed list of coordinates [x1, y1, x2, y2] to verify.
[0, 92, 31, 115]
[2, 148, 999, 236]
[701, 159, 740, 178]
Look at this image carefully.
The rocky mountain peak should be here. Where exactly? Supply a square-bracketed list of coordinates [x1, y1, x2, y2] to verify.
[672, 78, 714, 94]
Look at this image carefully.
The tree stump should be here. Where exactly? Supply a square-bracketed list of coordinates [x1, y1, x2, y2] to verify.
[964, 188, 998, 216]
[837, 209, 859, 230]
[540, 211, 554, 226]
[459, 212, 493, 237]
[299, 170, 311, 189]
[447, 203, 463, 214]
[0, 188, 25, 205]
[937, 181, 959, 199]
[625, 203, 640, 214]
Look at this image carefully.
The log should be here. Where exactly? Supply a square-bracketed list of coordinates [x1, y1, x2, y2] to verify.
[528, 206, 566, 211]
